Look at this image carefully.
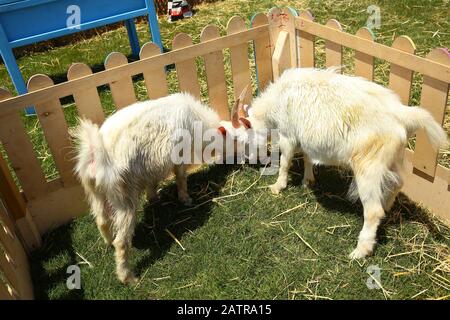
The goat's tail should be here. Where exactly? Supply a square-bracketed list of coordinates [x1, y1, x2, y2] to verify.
[71, 119, 114, 190]
[394, 106, 448, 150]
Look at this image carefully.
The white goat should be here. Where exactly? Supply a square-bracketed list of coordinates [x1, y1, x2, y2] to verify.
[232, 68, 448, 259]
[72, 91, 246, 283]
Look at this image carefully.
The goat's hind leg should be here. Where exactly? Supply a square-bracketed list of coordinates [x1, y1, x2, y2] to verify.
[110, 199, 138, 284]
[88, 191, 114, 245]
[349, 165, 387, 259]
[384, 163, 404, 212]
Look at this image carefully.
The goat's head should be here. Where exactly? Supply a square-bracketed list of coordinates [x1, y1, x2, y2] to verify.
[218, 85, 269, 163]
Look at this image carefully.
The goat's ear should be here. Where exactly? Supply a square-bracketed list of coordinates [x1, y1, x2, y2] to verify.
[231, 85, 250, 128]
[239, 117, 252, 129]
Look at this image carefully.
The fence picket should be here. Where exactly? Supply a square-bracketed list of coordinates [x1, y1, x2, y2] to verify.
[354, 28, 375, 80]
[272, 31, 291, 79]
[201, 25, 229, 120]
[0, 280, 14, 300]
[173, 33, 201, 99]
[413, 48, 449, 179]
[104, 52, 136, 109]
[389, 36, 416, 105]
[251, 13, 273, 91]
[0, 221, 15, 257]
[325, 19, 343, 70]
[140, 42, 169, 100]
[0, 89, 47, 200]
[67, 63, 105, 125]
[28, 75, 75, 186]
[297, 11, 315, 68]
[0, 250, 18, 293]
[227, 16, 253, 105]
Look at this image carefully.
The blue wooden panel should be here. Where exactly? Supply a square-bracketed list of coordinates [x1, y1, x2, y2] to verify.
[0, 0, 163, 115]
[0, 0, 147, 46]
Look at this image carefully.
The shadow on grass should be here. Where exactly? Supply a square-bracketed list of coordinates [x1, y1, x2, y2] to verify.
[29, 163, 236, 299]
[132, 164, 236, 275]
[289, 156, 444, 244]
[29, 223, 85, 300]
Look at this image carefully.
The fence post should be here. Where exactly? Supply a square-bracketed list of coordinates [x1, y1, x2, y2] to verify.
[268, 7, 297, 79]
[412, 48, 449, 180]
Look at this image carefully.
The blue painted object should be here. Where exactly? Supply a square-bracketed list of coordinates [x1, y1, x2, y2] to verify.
[0, 0, 163, 114]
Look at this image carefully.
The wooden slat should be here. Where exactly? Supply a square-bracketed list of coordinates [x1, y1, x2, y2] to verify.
[268, 8, 297, 71]
[413, 48, 449, 179]
[67, 63, 105, 125]
[281, 7, 297, 68]
[173, 33, 201, 99]
[0, 150, 26, 221]
[15, 209, 42, 251]
[0, 216, 15, 256]
[0, 89, 47, 201]
[200, 25, 229, 120]
[0, 200, 14, 236]
[28, 75, 75, 186]
[0, 280, 14, 300]
[0, 221, 34, 299]
[272, 31, 291, 80]
[325, 19, 343, 70]
[140, 42, 169, 100]
[0, 25, 270, 115]
[402, 150, 450, 223]
[28, 184, 87, 234]
[251, 13, 273, 92]
[389, 36, 416, 105]
[354, 27, 375, 80]
[227, 16, 253, 105]
[297, 11, 315, 68]
[295, 17, 450, 83]
[0, 251, 18, 291]
[104, 52, 136, 109]
[267, 8, 282, 59]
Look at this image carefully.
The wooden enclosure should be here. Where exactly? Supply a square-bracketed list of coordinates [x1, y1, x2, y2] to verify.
[0, 8, 449, 299]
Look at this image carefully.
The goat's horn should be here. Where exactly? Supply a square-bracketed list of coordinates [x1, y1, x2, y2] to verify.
[231, 84, 250, 128]
[231, 85, 250, 128]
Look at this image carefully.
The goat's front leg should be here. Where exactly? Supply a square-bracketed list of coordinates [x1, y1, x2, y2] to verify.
[270, 135, 294, 195]
[174, 164, 192, 206]
[302, 153, 315, 188]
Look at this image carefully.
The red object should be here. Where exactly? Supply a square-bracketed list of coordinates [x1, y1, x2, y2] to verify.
[218, 126, 227, 136]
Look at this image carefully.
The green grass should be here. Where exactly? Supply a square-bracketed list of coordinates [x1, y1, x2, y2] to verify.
[30, 163, 450, 299]
[0, 0, 449, 299]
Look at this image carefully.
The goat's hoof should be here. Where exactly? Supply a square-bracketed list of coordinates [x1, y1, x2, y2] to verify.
[118, 271, 138, 285]
[349, 247, 371, 260]
[269, 184, 284, 195]
[302, 178, 316, 188]
[179, 195, 193, 206]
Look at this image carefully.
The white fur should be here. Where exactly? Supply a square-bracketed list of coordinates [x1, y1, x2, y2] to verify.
[244, 67, 448, 258]
[72, 93, 224, 283]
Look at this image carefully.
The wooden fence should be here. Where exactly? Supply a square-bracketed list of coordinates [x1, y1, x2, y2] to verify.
[0, 151, 37, 299]
[0, 7, 448, 299]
